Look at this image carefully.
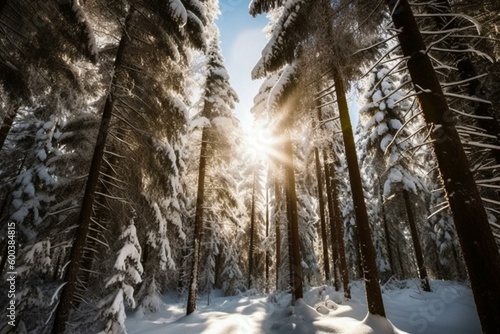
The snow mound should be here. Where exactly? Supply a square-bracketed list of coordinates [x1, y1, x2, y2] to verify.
[126, 281, 481, 334]
[348, 313, 406, 334]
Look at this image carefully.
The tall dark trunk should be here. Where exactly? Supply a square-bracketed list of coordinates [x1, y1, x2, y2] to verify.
[79, 144, 121, 291]
[275, 182, 281, 291]
[381, 202, 395, 277]
[248, 170, 256, 289]
[396, 243, 406, 278]
[265, 187, 270, 293]
[314, 148, 330, 282]
[285, 188, 294, 294]
[0, 103, 19, 151]
[283, 131, 304, 301]
[323, 157, 340, 291]
[51, 8, 134, 333]
[186, 126, 209, 315]
[333, 67, 385, 316]
[403, 190, 430, 291]
[386, 1, 500, 331]
[214, 252, 222, 289]
[326, 152, 351, 299]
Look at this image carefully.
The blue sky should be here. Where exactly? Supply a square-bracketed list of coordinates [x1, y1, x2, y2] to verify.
[216, 1, 268, 130]
[216, 1, 360, 129]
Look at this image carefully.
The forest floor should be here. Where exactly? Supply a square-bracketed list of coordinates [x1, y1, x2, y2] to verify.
[125, 279, 481, 334]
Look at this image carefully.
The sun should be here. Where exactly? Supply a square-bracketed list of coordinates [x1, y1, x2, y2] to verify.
[243, 123, 288, 166]
[245, 124, 274, 160]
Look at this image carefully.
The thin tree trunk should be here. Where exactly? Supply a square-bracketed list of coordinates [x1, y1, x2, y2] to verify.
[314, 148, 330, 282]
[316, 99, 349, 295]
[186, 126, 209, 315]
[403, 190, 430, 292]
[327, 152, 351, 299]
[380, 192, 395, 277]
[386, 1, 500, 331]
[396, 243, 406, 279]
[248, 170, 256, 289]
[323, 157, 340, 291]
[285, 188, 294, 294]
[332, 67, 385, 316]
[214, 251, 222, 289]
[51, 8, 134, 333]
[284, 130, 304, 301]
[0, 102, 19, 151]
[275, 182, 281, 291]
[265, 186, 270, 293]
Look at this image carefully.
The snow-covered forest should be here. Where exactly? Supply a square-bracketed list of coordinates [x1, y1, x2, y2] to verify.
[0, 0, 499, 333]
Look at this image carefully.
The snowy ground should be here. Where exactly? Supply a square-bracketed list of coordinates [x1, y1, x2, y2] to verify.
[126, 280, 481, 334]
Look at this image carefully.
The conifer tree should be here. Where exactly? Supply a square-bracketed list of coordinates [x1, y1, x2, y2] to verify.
[384, 0, 500, 331]
[186, 34, 239, 314]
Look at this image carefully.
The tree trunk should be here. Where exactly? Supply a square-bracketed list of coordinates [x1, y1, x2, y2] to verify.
[275, 182, 281, 291]
[248, 170, 256, 289]
[333, 67, 385, 316]
[314, 147, 330, 282]
[285, 188, 294, 294]
[51, 7, 134, 333]
[396, 243, 406, 279]
[265, 186, 270, 293]
[403, 190, 430, 292]
[214, 251, 222, 289]
[283, 130, 304, 301]
[0, 102, 19, 151]
[386, 1, 500, 331]
[323, 157, 340, 291]
[186, 126, 209, 315]
[381, 201, 395, 277]
[326, 152, 351, 299]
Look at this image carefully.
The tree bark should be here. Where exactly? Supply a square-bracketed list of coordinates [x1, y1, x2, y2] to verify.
[386, 1, 500, 331]
[403, 190, 430, 292]
[248, 169, 256, 289]
[285, 187, 294, 294]
[381, 200, 395, 277]
[326, 152, 351, 299]
[396, 243, 406, 279]
[186, 126, 209, 315]
[323, 157, 340, 291]
[333, 67, 385, 316]
[283, 130, 304, 301]
[51, 7, 134, 333]
[275, 182, 281, 291]
[265, 186, 270, 293]
[314, 148, 330, 282]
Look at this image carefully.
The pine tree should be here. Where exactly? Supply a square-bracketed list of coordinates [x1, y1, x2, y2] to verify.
[186, 33, 239, 314]
[97, 219, 143, 333]
[385, 0, 500, 331]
